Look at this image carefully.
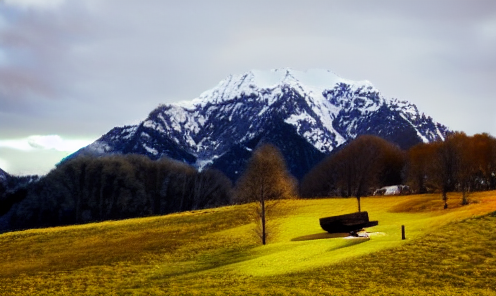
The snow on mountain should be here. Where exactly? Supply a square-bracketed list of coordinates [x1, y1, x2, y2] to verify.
[162, 69, 386, 155]
[73, 68, 449, 180]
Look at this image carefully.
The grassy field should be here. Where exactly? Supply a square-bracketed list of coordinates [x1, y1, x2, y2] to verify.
[0, 191, 495, 295]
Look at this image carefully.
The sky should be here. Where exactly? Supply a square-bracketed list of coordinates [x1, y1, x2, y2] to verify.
[0, 0, 495, 176]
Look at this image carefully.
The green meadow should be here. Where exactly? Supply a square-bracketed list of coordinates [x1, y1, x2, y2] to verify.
[1, 191, 495, 295]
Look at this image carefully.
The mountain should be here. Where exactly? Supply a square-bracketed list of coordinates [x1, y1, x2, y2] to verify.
[0, 168, 8, 185]
[0, 168, 39, 191]
[71, 68, 449, 181]
[0, 168, 39, 224]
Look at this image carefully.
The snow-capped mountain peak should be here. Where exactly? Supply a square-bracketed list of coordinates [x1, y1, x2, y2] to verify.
[73, 68, 449, 180]
[178, 68, 376, 109]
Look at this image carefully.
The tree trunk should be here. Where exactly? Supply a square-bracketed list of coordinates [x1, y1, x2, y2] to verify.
[261, 196, 266, 245]
[461, 183, 470, 205]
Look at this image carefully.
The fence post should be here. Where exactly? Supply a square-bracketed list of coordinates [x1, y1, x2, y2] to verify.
[402, 225, 406, 240]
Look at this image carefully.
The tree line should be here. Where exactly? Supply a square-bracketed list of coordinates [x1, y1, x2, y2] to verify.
[405, 132, 496, 207]
[1, 132, 495, 234]
[300, 133, 496, 208]
[299, 135, 405, 211]
[2, 155, 232, 231]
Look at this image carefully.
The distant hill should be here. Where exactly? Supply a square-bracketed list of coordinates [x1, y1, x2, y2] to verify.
[0, 168, 8, 184]
[0, 168, 38, 190]
[0, 168, 39, 229]
[69, 69, 449, 180]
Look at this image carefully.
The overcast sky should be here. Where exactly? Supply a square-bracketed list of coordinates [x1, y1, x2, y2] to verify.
[1, 0, 495, 176]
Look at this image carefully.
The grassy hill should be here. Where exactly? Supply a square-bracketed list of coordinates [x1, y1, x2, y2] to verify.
[0, 191, 495, 295]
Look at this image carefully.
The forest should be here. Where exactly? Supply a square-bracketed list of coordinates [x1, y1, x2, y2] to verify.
[0, 132, 495, 233]
[0, 155, 232, 231]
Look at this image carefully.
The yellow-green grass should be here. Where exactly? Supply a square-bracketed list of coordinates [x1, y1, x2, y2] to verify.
[0, 191, 495, 295]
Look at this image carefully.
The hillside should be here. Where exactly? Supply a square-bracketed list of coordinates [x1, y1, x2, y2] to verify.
[0, 192, 494, 295]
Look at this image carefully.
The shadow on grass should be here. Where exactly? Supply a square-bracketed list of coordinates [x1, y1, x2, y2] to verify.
[291, 232, 349, 241]
[150, 246, 255, 280]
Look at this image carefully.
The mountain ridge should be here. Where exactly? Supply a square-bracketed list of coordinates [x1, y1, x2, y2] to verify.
[71, 68, 449, 180]
[0, 168, 8, 184]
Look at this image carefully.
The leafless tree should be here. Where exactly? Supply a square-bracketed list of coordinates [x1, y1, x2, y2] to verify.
[406, 143, 435, 194]
[234, 144, 296, 245]
[336, 136, 388, 212]
[429, 135, 461, 209]
[300, 136, 405, 207]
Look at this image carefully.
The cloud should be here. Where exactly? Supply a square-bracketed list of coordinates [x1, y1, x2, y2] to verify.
[0, 147, 70, 176]
[0, 157, 9, 172]
[27, 135, 84, 151]
[0, 135, 95, 175]
[0, 139, 33, 151]
[4, 0, 66, 10]
[0, 135, 94, 152]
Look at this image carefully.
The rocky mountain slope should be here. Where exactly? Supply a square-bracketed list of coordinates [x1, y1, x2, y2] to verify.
[72, 69, 449, 180]
[0, 168, 8, 185]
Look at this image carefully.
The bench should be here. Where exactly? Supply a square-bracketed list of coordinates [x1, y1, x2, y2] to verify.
[319, 211, 378, 234]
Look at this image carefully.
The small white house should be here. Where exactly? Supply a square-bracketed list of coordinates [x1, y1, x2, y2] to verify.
[373, 185, 410, 196]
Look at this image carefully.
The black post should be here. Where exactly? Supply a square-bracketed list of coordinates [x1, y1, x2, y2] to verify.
[402, 225, 406, 240]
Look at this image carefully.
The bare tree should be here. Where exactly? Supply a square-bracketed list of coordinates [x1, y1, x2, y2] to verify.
[405, 133, 496, 208]
[234, 144, 296, 245]
[7, 154, 234, 231]
[333, 135, 401, 212]
[191, 169, 232, 210]
[472, 133, 496, 191]
[429, 135, 461, 209]
[441, 133, 494, 205]
[299, 155, 339, 198]
[452, 133, 476, 205]
[406, 143, 437, 194]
